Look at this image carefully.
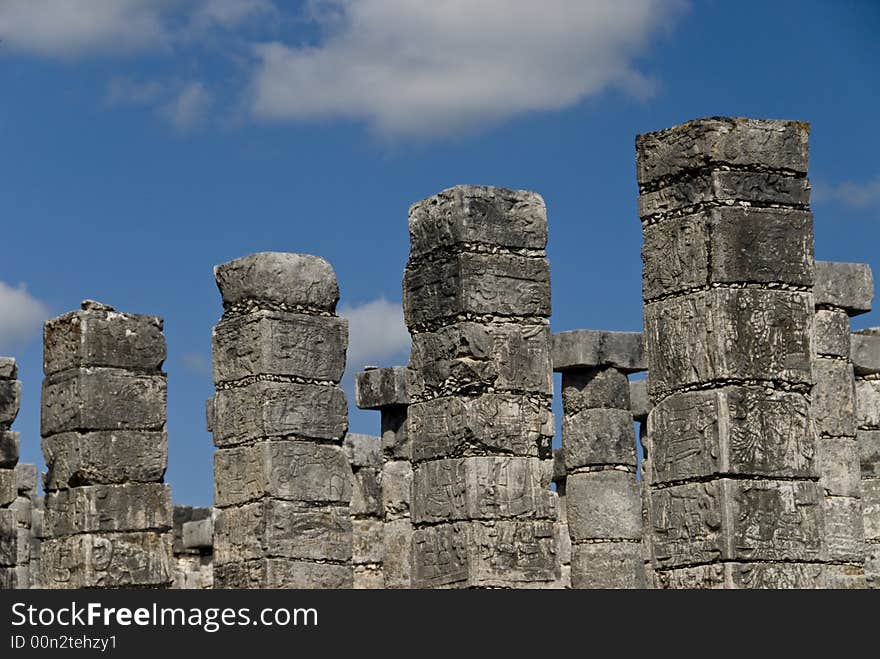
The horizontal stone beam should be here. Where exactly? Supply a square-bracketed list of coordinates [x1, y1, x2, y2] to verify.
[355, 366, 409, 410]
[182, 518, 214, 550]
[852, 330, 880, 376]
[551, 330, 646, 373]
[815, 261, 873, 316]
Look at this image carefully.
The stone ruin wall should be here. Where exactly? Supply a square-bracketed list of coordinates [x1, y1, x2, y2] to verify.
[2, 115, 879, 589]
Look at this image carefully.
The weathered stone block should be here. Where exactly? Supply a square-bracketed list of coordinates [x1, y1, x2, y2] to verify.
[560, 367, 630, 413]
[214, 501, 351, 564]
[408, 394, 553, 461]
[350, 467, 382, 518]
[570, 542, 646, 589]
[412, 519, 558, 588]
[182, 517, 213, 550]
[644, 289, 812, 394]
[381, 408, 409, 460]
[0, 357, 17, 379]
[381, 460, 412, 520]
[172, 506, 211, 554]
[814, 310, 850, 358]
[629, 379, 650, 422]
[825, 564, 866, 589]
[412, 457, 553, 523]
[408, 185, 547, 257]
[403, 253, 550, 327]
[45, 483, 171, 536]
[214, 252, 340, 312]
[823, 496, 864, 563]
[0, 431, 19, 468]
[866, 543, 880, 589]
[211, 381, 347, 447]
[863, 479, 880, 541]
[815, 261, 873, 315]
[214, 441, 352, 507]
[653, 562, 825, 589]
[649, 386, 815, 483]
[212, 312, 347, 384]
[0, 509, 14, 566]
[409, 322, 552, 398]
[636, 117, 810, 186]
[355, 366, 409, 410]
[859, 430, 880, 478]
[42, 431, 167, 490]
[352, 518, 384, 565]
[552, 447, 566, 486]
[343, 433, 381, 469]
[353, 566, 384, 589]
[41, 368, 166, 435]
[851, 332, 880, 375]
[856, 379, 880, 429]
[205, 396, 214, 433]
[813, 359, 856, 437]
[383, 517, 413, 589]
[14, 463, 36, 496]
[817, 437, 861, 497]
[40, 532, 172, 588]
[552, 331, 645, 373]
[566, 471, 641, 541]
[562, 408, 637, 468]
[0, 379, 21, 426]
[214, 558, 352, 589]
[43, 307, 165, 376]
[0, 468, 16, 507]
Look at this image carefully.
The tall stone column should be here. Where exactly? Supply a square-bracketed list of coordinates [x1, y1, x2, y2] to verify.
[813, 261, 872, 588]
[355, 366, 412, 588]
[0, 357, 22, 588]
[638, 118, 824, 588]
[210, 252, 352, 589]
[40, 301, 173, 588]
[404, 185, 558, 589]
[552, 330, 646, 588]
[344, 433, 384, 588]
[851, 327, 880, 588]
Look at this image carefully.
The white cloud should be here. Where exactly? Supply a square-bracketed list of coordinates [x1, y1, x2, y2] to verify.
[161, 81, 213, 132]
[813, 176, 880, 210]
[181, 352, 213, 377]
[105, 76, 167, 106]
[339, 298, 410, 369]
[250, 0, 685, 137]
[191, 0, 276, 29]
[0, 281, 49, 350]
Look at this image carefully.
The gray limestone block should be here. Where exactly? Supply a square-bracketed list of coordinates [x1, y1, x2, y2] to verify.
[642, 207, 813, 300]
[866, 543, 880, 589]
[0, 468, 16, 507]
[851, 332, 880, 375]
[0, 431, 19, 468]
[408, 394, 553, 462]
[172, 506, 211, 554]
[823, 496, 864, 563]
[381, 460, 412, 520]
[653, 562, 825, 589]
[381, 407, 409, 460]
[635, 117, 810, 186]
[382, 517, 413, 589]
[552, 447, 566, 486]
[863, 479, 880, 542]
[638, 169, 810, 218]
[648, 386, 815, 484]
[41, 368, 166, 435]
[570, 542, 646, 589]
[214, 558, 352, 589]
[14, 526, 29, 564]
[552, 331, 644, 373]
[42, 431, 167, 490]
[44, 483, 172, 537]
[409, 322, 552, 398]
[0, 565, 30, 589]
[825, 564, 866, 589]
[403, 252, 551, 327]
[352, 518, 384, 565]
[817, 437, 861, 497]
[212, 311, 347, 384]
[343, 433, 382, 468]
[214, 441, 352, 507]
[408, 185, 547, 258]
[205, 396, 214, 433]
[0, 379, 21, 426]
[11, 496, 31, 527]
[814, 261, 873, 315]
[211, 381, 347, 447]
[815, 310, 851, 358]
[353, 566, 384, 589]
[855, 379, 880, 429]
[43, 307, 165, 376]
[560, 367, 630, 413]
[355, 366, 409, 410]
[0, 357, 17, 379]
[562, 408, 637, 469]
[812, 359, 857, 437]
[859, 430, 880, 478]
[412, 519, 559, 588]
[31, 509, 44, 540]
[214, 501, 351, 565]
[182, 517, 213, 550]
[0, 509, 14, 566]
[411, 456, 553, 524]
[651, 479, 823, 569]
[644, 289, 812, 395]
[14, 463, 36, 496]
[39, 531, 173, 588]
[350, 467, 382, 518]
[566, 471, 641, 541]
[214, 252, 340, 312]
[630, 380, 650, 422]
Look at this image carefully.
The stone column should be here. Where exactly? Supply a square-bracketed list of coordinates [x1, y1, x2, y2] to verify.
[172, 505, 213, 589]
[210, 252, 352, 589]
[344, 433, 384, 588]
[851, 327, 880, 588]
[0, 358, 22, 588]
[813, 261, 872, 588]
[551, 448, 571, 588]
[638, 117, 824, 588]
[8, 465, 37, 589]
[404, 185, 557, 589]
[630, 378, 654, 587]
[40, 300, 173, 588]
[552, 330, 646, 588]
[355, 366, 412, 589]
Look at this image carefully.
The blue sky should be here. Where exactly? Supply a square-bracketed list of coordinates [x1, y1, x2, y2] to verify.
[0, 0, 878, 506]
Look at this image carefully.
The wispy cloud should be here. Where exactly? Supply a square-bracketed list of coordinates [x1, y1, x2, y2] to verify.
[181, 352, 213, 377]
[162, 82, 213, 132]
[813, 175, 880, 210]
[105, 77, 213, 132]
[250, 0, 686, 137]
[105, 76, 167, 106]
[339, 297, 410, 370]
[0, 281, 50, 351]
